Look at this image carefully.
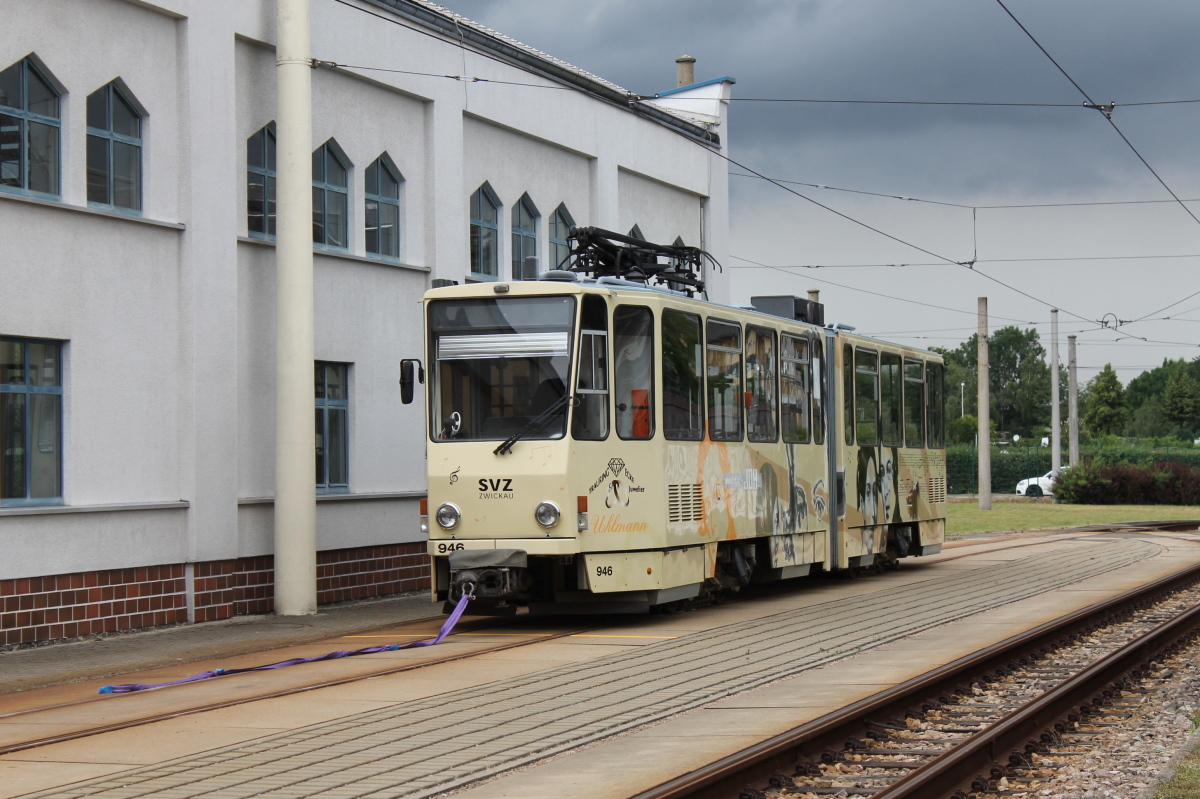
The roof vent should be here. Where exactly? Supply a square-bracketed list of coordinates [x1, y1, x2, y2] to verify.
[675, 55, 696, 87]
[751, 295, 825, 326]
[539, 270, 579, 282]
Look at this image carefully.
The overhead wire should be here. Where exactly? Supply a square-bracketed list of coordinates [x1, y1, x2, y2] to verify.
[730, 255, 1036, 323]
[329, 0, 1191, 339]
[993, 0, 1200, 231]
[729, 171, 1200, 211]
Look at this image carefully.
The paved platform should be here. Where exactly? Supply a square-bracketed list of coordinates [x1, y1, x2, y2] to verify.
[0, 594, 442, 696]
[4, 531, 1196, 799]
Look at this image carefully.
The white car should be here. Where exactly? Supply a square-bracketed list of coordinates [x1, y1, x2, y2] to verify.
[1016, 470, 1060, 498]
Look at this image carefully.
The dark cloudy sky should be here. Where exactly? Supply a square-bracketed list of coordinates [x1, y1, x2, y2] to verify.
[440, 0, 1200, 383]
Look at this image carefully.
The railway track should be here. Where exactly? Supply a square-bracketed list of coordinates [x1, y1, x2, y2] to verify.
[635, 560, 1200, 799]
[0, 618, 599, 757]
[4, 523, 1197, 786]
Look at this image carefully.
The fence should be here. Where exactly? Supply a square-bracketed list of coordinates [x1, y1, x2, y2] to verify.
[945, 444, 1200, 495]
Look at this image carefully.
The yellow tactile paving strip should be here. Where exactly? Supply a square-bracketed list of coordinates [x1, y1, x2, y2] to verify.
[8, 537, 1163, 799]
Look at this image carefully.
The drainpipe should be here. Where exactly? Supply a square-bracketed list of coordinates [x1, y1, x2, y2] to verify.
[274, 0, 317, 615]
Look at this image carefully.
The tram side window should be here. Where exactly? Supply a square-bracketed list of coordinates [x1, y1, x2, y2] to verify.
[707, 320, 743, 441]
[573, 295, 609, 440]
[781, 334, 810, 443]
[614, 305, 654, 439]
[880, 353, 902, 447]
[842, 343, 854, 446]
[855, 349, 879, 446]
[746, 327, 777, 442]
[904, 358, 925, 447]
[811, 336, 825, 445]
[927, 361, 946, 448]
[662, 309, 703, 440]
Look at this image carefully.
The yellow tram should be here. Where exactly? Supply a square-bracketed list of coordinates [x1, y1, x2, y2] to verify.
[404, 229, 947, 613]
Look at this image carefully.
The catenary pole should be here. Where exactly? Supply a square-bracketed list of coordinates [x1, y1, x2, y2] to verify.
[274, 0, 317, 615]
[1050, 309, 1061, 473]
[1068, 334, 1080, 467]
[977, 297, 991, 510]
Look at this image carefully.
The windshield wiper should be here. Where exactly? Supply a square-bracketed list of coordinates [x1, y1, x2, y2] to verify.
[493, 394, 576, 456]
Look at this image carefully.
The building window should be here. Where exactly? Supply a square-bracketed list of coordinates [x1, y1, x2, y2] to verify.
[87, 81, 143, 212]
[247, 123, 276, 238]
[315, 362, 348, 492]
[365, 154, 401, 259]
[512, 194, 539, 280]
[549, 203, 574, 270]
[0, 56, 61, 198]
[1, 337, 63, 506]
[469, 182, 500, 279]
[312, 139, 349, 249]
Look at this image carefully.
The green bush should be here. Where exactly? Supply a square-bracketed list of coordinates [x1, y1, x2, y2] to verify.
[944, 443, 1200, 495]
[1054, 460, 1200, 505]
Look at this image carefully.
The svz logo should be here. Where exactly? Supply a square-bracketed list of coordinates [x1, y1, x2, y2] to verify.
[477, 477, 515, 499]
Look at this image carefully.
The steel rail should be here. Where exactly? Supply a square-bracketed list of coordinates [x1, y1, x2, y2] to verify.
[631, 561, 1200, 799]
[0, 623, 598, 756]
[877, 595, 1200, 797]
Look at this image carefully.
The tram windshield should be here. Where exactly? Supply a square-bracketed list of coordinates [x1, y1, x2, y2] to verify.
[428, 296, 576, 441]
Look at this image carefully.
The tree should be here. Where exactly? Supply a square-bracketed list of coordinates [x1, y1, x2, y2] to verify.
[1083, 364, 1128, 436]
[947, 414, 977, 444]
[1162, 372, 1200, 431]
[931, 327, 1050, 437]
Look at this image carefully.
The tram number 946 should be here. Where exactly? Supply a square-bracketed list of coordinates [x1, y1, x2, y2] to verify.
[595, 565, 614, 577]
[435, 542, 466, 553]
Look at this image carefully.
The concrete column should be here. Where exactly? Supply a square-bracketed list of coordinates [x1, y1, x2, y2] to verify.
[977, 297, 991, 510]
[1050, 309, 1061, 473]
[179, 7, 240, 571]
[1068, 334, 1080, 466]
[274, 0, 317, 615]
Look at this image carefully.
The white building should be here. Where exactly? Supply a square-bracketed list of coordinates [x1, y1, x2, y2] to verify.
[0, 0, 733, 645]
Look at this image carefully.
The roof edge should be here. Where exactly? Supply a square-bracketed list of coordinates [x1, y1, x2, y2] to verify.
[361, 0, 720, 146]
[651, 76, 737, 99]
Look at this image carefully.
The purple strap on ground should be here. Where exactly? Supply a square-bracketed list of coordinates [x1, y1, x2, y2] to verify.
[99, 593, 472, 694]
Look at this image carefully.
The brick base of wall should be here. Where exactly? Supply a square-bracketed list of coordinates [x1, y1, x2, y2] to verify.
[1, 543, 430, 646]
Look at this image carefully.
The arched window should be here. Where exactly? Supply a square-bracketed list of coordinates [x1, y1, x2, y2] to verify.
[628, 224, 645, 241]
[365, 154, 402, 259]
[549, 203, 574, 270]
[313, 139, 350, 249]
[87, 80, 144, 211]
[0, 56, 61, 198]
[469, 182, 500, 278]
[247, 123, 276, 238]
[511, 193, 539, 280]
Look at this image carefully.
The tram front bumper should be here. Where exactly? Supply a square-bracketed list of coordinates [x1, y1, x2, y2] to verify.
[447, 549, 530, 603]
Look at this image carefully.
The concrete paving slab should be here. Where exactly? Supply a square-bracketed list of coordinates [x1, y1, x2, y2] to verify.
[8, 534, 1192, 799]
[0, 721, 292, 765]
[0, 761, 130, 799]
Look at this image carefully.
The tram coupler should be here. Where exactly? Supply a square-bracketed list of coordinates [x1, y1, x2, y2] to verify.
[446, 549, 530, 612]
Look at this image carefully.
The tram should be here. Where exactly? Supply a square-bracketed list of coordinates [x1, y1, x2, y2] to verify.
[402, 228, 947, 614]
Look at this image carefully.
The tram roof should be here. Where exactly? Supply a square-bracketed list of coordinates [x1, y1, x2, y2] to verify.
[421, 279, 941, 359]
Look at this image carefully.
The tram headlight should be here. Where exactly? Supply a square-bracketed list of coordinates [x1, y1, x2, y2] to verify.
[435, 502, 461, 530]
[534, 501, 561, 529]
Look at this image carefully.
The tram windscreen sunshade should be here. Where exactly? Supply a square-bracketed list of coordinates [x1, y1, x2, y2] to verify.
[428, 297, 576, 442]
